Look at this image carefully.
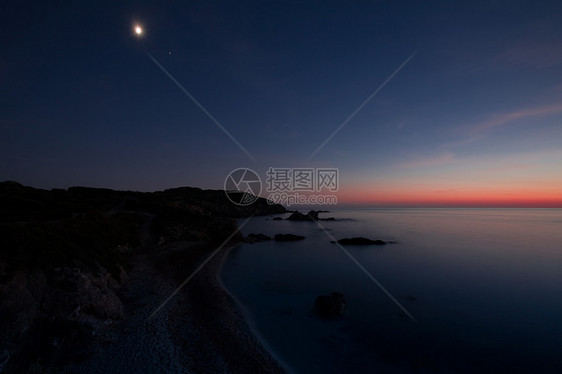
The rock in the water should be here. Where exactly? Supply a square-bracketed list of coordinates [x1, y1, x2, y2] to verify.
[337, 237, 386, 245]
[272, 217, 283, 221]
[244, 233, 272, 243]
[286, 210, 319, 221]
[314, 292, 346, 316]
[274, 233, 305, 241]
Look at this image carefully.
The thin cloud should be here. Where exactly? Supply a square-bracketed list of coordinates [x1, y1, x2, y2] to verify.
[445, 102, 562, 148]
[496, 39, 562, 69]
[396, 121, 407, 129]
[550, 81, 562, 93]
[398, 152, 456, 168]
[471, 102, 562, 134]
[482, 163, 535, 173]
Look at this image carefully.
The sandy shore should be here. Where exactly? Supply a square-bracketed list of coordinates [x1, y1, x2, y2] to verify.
[168, 243, 288, 374]
[69, 241, 287, 373]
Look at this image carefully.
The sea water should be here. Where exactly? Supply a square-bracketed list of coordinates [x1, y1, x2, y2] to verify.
[220, 209, 562, 373]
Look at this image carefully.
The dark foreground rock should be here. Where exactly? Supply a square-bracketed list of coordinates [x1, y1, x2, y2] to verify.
[44, 267, 124, 320]
[336, 237, 386, 245]
[0, 350, 9, 372]
[314, 292, 346, 317]
[0, 267, 124, 371]
[274, 233, 306, 241]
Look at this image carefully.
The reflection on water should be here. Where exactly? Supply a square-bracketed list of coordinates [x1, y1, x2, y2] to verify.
[221, 209, 562, 373]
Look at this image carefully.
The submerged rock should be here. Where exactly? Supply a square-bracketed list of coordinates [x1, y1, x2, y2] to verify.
[336, 237, 386, 245]
[274, 233, 305, 241]
[314, 292, 346, 316]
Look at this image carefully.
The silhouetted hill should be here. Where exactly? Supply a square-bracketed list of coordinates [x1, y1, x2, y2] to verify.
[0, 182, 284, 222]
[0, 182, 285, 276]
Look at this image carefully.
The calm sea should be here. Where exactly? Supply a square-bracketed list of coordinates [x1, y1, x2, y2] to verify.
[221, 209, 562, 373]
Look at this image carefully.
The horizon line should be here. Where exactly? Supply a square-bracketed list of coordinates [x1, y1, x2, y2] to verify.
[3, 181, 561, 208]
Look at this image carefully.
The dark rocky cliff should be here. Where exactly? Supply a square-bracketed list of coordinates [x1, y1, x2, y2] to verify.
[0, 182, 285, 372]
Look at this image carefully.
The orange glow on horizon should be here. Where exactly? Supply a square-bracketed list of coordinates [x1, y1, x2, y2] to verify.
[338, 184, 562, 207]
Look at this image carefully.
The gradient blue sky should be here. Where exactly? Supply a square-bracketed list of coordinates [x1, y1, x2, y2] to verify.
[2, 1, 562, 205]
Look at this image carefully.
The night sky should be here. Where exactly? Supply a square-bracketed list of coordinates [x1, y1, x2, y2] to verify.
[2, 1, 562, 206]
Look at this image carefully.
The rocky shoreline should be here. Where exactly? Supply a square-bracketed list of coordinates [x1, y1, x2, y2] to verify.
[66, 241, 287, 374]
[0, 182, 287, 373]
